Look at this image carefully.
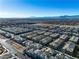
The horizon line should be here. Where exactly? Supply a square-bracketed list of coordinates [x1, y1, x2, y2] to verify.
[0, 15, 79, 18]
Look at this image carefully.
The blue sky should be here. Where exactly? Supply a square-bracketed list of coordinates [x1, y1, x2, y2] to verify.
[0, 0, 79, 17]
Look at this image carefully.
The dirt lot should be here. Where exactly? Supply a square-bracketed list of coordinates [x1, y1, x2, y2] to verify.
[11, 41, 26, 54]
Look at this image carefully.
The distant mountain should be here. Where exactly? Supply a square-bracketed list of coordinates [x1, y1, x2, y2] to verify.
[26, 15, 79, 19]
[56, 15, 79, 19]
[1, 15, 79, 20]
